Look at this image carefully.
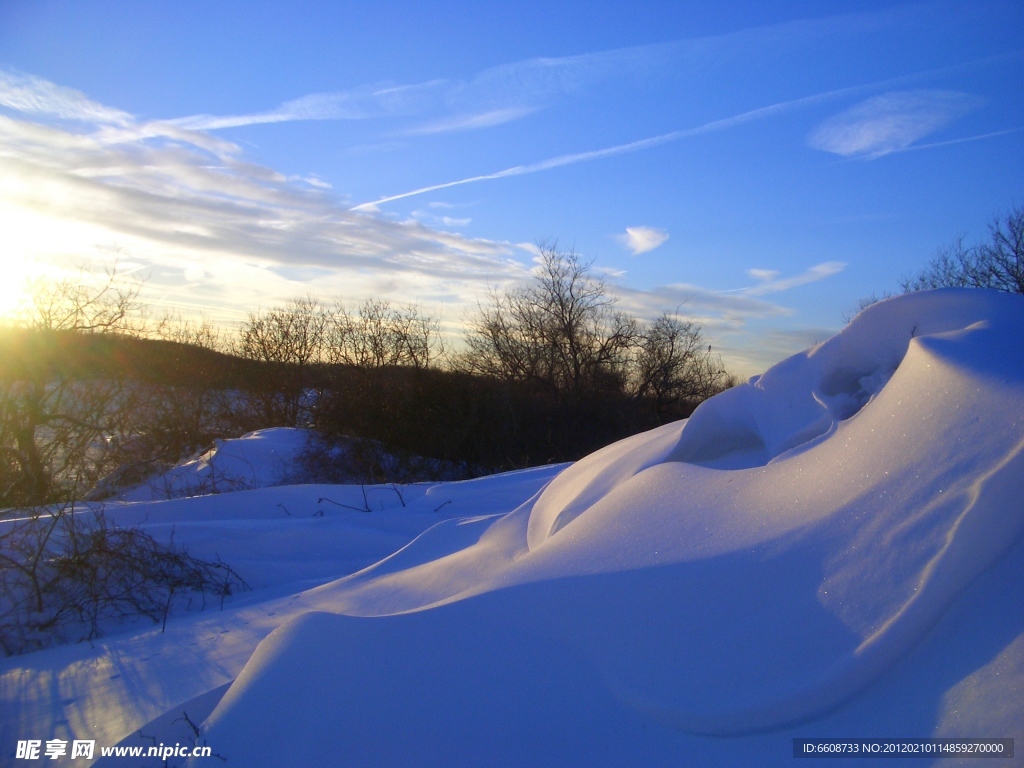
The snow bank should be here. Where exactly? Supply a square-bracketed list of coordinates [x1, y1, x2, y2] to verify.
[195, 289, 1024, 764]
[0, 464, 567, 763]
[115, 428, 310, 501]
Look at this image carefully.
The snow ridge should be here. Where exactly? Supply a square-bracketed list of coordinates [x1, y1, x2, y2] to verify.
[186, 289, 1024, 765]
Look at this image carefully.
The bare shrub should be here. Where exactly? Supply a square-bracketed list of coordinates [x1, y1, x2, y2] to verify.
[902, 205, 1024, 294]
[238, 296, 328, 367]
[0, 502, 247, 656]
[152, 310, 226, 352]
[298, 431, 472, 485]
[235, 296, 330, 426]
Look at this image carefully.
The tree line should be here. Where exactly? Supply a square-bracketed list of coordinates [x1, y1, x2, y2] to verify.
[0, 245, 731, 509]
[5, 202, 1019, 511]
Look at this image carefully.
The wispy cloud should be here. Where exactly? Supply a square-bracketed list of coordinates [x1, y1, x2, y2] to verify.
[301, 175, 332, 189]
[0, 70, 132, 125]
[165, 41, 667, 135]
[617, 226, 669, 255]
[0, 69, 846, 371]
[350, 86, 857, 210]
[723, 326, 839, 377]
[0, 72, 533, 322]
[411, 209, 473, 229]
[807, 90, 984, 159]
[740, 262, 847, 296]
[169, 81, 448, 131]
[0, 70, 239, 156]
[610, 262, 846, 331]
[614, 283, 791, 332]
[162, 11, 913, 140]
[401, 107, 537, 136]
[615, 276, 845, 377]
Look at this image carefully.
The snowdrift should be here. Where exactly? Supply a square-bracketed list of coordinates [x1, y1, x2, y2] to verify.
[113, 428, 310, 501]
[193, 289, 1024, 765]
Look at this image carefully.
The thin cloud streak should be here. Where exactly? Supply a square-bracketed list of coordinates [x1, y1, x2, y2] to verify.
[740, 261, 847, 296]
[889, 126, 1022, 154]
[351, 62, 999, 211]
[401, 107, 538, 136]
[351, 87, 851, 210]
[166, 11, 1008, 138]
[166, 38, 674, 133]
[349, 47, 1023, 210]
[170, 81, 449, 131]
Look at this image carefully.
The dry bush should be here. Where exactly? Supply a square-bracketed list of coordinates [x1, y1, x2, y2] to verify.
[0, 502, 246, 656]
[903, 205, 1024, 294]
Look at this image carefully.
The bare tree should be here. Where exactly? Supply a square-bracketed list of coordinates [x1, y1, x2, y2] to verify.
[902, 205, 1024, 294]
[152, 310, 226, 351]
[461, 245, 639, 398]
[23, 267, 144, 335]
[0, 268, 144, 507]
[461, 245, 730, 407]
[456, 245, 731, 462]
[630, 313, 728, 416]
[326, 299, 442, 370]
[236, 296, 330, 425]
[238, 296, 328, 367]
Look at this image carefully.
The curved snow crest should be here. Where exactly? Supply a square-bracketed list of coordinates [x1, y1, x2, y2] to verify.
[520, 288, 1024, 732]
[529, 288, 1024, 548]
[669, 288, 1022, 469]
[198, 290, 1024, 759]
[526, 420, 686, 550]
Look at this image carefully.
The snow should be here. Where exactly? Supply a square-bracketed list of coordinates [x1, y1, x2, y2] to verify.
[114, 427, 312, 500]
[2, 288, 1023, 767]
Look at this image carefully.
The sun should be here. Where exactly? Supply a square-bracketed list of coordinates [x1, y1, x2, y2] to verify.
[0, 257, 33, 321]
[0, 206, 62, 322]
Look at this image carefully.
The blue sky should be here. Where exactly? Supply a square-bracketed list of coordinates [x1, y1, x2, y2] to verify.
[0, 0, 1021, 374]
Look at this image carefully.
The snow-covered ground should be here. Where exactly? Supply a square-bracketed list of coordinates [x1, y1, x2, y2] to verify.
[112, 428, 314, 501]
[2, 288, 1023, 766]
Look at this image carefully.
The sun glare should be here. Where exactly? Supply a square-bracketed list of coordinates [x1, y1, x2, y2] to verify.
[0, 206, 75, 322]
[0, 257, 33, 321]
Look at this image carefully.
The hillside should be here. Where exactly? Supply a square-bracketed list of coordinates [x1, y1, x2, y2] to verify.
[1, 288, 1022, 767]
[0, 328, 258, 388]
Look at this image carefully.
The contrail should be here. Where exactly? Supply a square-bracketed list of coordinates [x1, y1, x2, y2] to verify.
[350, 51, 1023, 212]
[350, 92, 833, 211]
[892, 127, 1022, 155]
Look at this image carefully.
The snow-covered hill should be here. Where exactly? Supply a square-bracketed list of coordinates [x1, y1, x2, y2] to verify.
[2, 288, 1022, 767]
[112, 427, 313, 501]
